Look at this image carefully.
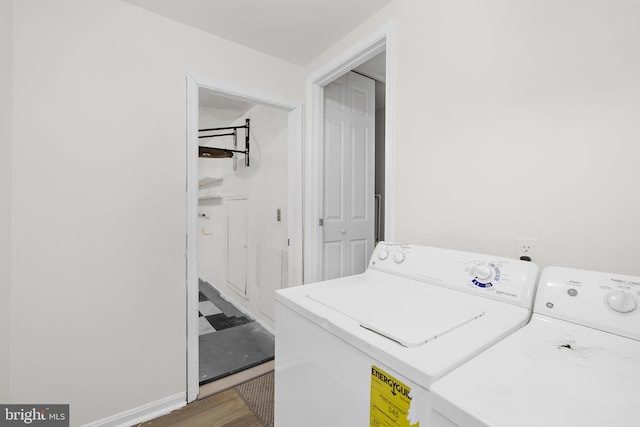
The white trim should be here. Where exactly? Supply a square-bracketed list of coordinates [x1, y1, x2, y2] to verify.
[186, 75, 199, 403]
[81, 392, 185, 427]
[189, 74, 296, 111]
[304, 21, 397, 284]
[287, 106, 304, 288]
[383, 22, 397, 245]
[186, 74, 302, 402]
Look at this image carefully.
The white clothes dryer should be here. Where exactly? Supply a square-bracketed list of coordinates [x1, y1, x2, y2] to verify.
[274, 243, 539, 427]
[430, 266, 640, 427]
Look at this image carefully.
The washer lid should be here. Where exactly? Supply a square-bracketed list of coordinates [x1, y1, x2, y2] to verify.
[307, 280, 485, 347]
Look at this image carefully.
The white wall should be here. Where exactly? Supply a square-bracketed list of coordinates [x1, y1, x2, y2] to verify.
[307, 0, 640, 276]
[0, 0, 13, 402]
[10, 0, 303, 425]
[198, 104, 289, 331]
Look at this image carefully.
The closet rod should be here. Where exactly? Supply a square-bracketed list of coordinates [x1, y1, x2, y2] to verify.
[199, 124, 249, 132]
[198, 118, 250, 167]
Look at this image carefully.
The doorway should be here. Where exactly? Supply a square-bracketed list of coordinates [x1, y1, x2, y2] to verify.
[186, 76, 302, 402]
[304, 22, 396, 284]
[321, 65, 385, 280]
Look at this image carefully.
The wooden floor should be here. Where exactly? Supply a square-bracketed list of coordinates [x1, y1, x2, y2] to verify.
[136, 389, 264, 427]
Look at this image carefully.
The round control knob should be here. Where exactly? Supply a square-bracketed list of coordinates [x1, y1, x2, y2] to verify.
[378, 248, 389, 260]
[393, 251, 405, 264]
[606, 291, 637, 313]
[472, 264, 493, 282]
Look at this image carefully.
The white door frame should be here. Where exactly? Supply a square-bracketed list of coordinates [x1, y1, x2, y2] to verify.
[186, 74, 302, 402]
[304, 21, 397, 284]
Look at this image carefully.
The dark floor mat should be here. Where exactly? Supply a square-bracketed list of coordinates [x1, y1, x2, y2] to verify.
[199, 322, 275, 384]
[206, 313, 253, 331]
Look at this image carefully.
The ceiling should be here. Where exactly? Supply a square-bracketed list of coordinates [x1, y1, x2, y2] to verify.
[122, 0, 391, 66]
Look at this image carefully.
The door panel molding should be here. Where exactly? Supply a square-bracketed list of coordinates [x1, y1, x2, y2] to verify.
[227, 197, 248, 296]
[322, 72, 374, 279]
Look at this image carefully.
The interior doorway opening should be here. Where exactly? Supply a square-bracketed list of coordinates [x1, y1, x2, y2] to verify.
[321, 53, 386, 281]
[186, 76, 302, 402]
[304, 22, 396, 284]
[196, 88, 285, 390]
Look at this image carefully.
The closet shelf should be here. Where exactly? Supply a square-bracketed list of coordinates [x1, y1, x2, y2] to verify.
[199, 147, 234, 159]
[198, 177, 223, 188]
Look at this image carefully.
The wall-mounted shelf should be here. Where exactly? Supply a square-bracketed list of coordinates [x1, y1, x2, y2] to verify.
[198, 195, 223, 201]
[198, 177, 223, 188]
[199, 118, 250, 167]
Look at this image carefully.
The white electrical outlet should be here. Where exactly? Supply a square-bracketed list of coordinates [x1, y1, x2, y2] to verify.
[516, 238, 538, 261]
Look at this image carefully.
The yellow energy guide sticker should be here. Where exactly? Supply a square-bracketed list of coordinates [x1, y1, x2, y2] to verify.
[370, 365, 419, 427]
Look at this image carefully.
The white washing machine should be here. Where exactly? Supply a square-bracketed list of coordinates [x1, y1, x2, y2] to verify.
[430, 266, 640, 427]
[274, 242, 539, 427]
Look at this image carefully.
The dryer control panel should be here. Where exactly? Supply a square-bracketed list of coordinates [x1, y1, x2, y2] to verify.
[535, 266, 640, 341]
[368, 242, 540, 309]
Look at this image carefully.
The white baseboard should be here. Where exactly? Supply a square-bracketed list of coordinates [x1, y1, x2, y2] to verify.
[81, 392, 185, 427]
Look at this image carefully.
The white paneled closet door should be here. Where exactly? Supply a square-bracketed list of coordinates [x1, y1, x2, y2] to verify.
[322, 71, 375, 280]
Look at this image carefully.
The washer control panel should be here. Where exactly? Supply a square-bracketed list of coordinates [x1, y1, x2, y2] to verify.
[376, 246, 408, 264]
[469, 262, 501, 288]
[368, 242, 539, 308]
[535, 266, 640, 340]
